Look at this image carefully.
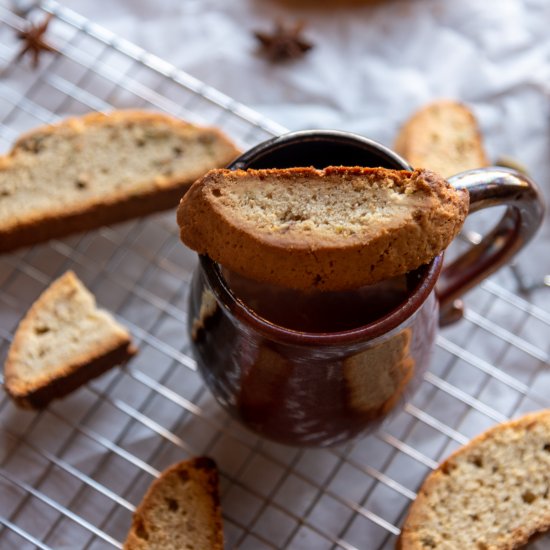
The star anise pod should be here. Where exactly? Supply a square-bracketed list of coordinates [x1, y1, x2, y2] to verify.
[16, 14, 56, 69]
[255, 21, 314, 62]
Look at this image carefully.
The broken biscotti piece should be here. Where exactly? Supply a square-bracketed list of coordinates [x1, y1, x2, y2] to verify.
[0, 110, 240, 253]
[124, 457, 223, 550]
[394, 100, 489, 178]
[177, 166, 469, 291]
[3, 271, 136, 409]
[398, 409, 550, 549]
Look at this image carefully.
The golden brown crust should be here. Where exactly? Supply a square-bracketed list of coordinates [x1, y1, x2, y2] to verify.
[0, 110, 240, 253]
[0, 185, 185, 253]
[177, 166, 469, 291]
[5, 342, 135, 409]
[12, 110, 191, 148]
[4, 271, 136, 409]
[398, 410, 550, 550]
[124, 457, 223, 550]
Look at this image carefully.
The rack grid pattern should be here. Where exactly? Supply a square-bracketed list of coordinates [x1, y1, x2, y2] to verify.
[0, 2, 549, 549]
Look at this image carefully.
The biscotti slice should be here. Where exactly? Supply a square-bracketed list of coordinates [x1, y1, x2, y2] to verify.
[394, 100, 489, 178]
[0, 110, 239, 253]
[398, 410, 550, 549]
[3, 271, 136, 408]
[177, 166, 469, 291]
[124, 457, 223, 550]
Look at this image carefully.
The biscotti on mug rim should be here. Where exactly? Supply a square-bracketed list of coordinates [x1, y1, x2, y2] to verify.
[177, 166, 469, 291]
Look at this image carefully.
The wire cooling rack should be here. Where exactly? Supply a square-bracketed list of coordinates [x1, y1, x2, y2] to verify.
[0, 2, 549, 549]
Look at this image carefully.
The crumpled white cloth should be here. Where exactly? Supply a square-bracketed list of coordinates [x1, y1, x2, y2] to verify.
[60, 0, 549, 152]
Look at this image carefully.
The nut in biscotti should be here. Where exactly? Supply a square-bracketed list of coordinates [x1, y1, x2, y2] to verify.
[177, 166, 469, 291]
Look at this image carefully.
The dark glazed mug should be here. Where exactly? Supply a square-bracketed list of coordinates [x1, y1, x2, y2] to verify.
[187, 130, 545, 447]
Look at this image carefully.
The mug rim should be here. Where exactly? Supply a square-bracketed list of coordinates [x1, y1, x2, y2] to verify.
[230, 128, 410, 171]
[199, 129, 443, 345]
[200, 253, 443, 345]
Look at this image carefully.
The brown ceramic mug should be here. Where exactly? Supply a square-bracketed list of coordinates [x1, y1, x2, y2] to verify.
[187, 130, 544, 447]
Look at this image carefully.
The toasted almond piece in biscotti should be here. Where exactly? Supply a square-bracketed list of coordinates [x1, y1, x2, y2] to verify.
[394, 100, 489, 178]
[177, 166, 469, 291]
[397, 410, 550, 550]
[0, 110, 240, 253]
[124, 457, 223, 550]
[3, 271, 136, 409]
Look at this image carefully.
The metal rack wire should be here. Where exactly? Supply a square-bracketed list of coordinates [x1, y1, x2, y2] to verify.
[0, 2, 549, 548]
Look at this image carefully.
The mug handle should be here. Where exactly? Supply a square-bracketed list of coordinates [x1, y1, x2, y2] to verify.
[437, 167, 545, 325]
